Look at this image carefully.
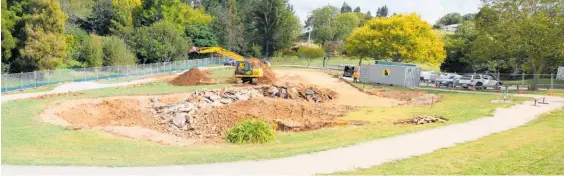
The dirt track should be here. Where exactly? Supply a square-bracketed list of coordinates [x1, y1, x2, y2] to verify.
[275, 69, 400, 107]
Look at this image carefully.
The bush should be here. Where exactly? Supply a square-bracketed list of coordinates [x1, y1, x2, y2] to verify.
[226, 120, 276, 144]
[82, 34, 104, 67]
[128, 21, 191, 63]
[102, 36, 136, 66]
[298, 46, 326, 67]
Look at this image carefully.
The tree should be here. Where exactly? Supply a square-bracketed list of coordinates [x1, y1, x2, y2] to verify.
[346, 14, 446, 68]
[83, 0, 115, 35]
[1, 0, 19, 71]
[298, 46, 325, 67]
[308, 5, 340, 45]
[128, 21, 191, 63]
[340, 2, 352, 13]
[353, 6, 361, 13]
[366, 10, 371, 17]
[102, 36, 136, 66]
[376, 5, 389, 17]
[436, 12, 462, 26]
[111, 0, 141, 35]
[246, 0, 301, 57]
[20, 0, 68, 71]
[136, 0, 212, 30]
[82, 34, 103, 67]
[185, 25, 218, 47]
[462, 13, 475, 21]
[333, 12, 360, 41]
[471, 0, 564, 90]
[440, 21, 475, 72]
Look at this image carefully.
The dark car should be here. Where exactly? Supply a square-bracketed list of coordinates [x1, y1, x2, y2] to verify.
[342, 65, 355, 77]
[224, 58, 236, 66]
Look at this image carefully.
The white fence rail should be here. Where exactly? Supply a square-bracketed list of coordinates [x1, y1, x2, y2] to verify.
[1, 57, 227, 92]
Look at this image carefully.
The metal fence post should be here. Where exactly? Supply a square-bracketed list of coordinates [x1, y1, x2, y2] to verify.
[551, 73, 554, 90]
[34, 71, 37, 88]
[20, 72, 23, 91]
[522, 73, 525, 87]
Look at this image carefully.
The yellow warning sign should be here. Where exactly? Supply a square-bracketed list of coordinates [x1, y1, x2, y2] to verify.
[382, 68, 391, 77]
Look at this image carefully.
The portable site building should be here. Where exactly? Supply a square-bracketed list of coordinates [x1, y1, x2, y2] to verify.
[358, 61, 421, 88]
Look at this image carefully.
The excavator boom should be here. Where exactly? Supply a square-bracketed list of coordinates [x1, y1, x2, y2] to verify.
[196, 47, 245, 62]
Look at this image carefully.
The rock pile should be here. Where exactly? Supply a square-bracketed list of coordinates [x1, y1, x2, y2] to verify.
[258, 83, 336, 103]
[394, 115, 448, 125]
[150, 88, 262, 132]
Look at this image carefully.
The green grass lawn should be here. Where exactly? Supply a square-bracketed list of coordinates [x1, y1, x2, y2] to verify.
[336, 108, 564, 175]
[1, 81, 527, 166]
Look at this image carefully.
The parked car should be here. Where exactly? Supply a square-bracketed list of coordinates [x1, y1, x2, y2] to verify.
[456, 74, 502, 90]
[420, 71, 440, 83]
[435, 74, 462, 88]
[342, 65, 355, 77]
[224, 58, 236, 66]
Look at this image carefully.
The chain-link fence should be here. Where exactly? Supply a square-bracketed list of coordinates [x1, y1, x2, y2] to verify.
[1, 57, 227, 92]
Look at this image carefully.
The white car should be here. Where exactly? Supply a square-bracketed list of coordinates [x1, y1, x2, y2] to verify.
[456, 74, 502, 90]
[435, 74, 462, 88]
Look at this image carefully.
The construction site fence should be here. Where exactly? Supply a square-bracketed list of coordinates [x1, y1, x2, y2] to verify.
[421, 73, 564, 90]
[1, 57, 228, 93]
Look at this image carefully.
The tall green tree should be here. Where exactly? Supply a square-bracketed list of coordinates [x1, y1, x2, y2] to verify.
[340, 2, 352, 13]
[111, 0, 141, 35]
[376, 5, 389, 17]
[353, 6, 361, 13]
[83, 0, 115, 35]
[436, 12, 462, 26]
[20, 0, 68, 71]
[82, 34, 103, 67]
[472, 0, 564, 90]
[246, 0, 300, 57]
[1, 0, 20, 72]
[346, 14, 446, 68]
[136, 0, 212, 30]
[308, 5, 340, 45]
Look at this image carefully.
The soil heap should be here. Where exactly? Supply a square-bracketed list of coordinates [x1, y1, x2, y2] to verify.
[247, 58, 276, 84]
[169, 68, 216, 86]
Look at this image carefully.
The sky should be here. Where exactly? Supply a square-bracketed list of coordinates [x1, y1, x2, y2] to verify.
[288, 0, 483, 25]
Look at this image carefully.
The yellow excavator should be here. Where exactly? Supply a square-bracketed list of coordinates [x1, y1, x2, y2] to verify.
[190, 47, 265, 83]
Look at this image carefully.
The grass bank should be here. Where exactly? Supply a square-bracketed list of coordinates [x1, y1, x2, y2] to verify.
[336, 108, 564, 175]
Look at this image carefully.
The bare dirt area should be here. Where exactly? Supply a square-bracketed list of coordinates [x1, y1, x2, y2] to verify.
[39, 68, 434, 146]
[364, 89, 442, 106]
[274, 69, 400, 107]
[45, 81, 357, 145]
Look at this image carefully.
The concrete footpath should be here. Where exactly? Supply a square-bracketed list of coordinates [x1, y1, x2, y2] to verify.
[3, 93, 563, 175]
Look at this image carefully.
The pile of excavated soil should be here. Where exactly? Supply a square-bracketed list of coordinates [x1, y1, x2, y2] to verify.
[195, 99, 353, 141]
[60, 99, 163, 130]
[247, 58, 276, 84]
[169, 68, 216, 86]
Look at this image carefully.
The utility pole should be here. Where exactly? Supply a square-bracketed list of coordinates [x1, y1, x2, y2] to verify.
[306, 26, 313, 45]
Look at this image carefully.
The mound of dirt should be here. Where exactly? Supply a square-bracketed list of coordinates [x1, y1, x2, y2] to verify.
[194, 99, 353, 140]
[60, 99, 161, 130]
[169, 68, 216, 86]
[247, 58, 276, 84]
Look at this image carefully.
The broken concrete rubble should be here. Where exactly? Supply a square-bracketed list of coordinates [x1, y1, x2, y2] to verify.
[394, 115, 449, 125]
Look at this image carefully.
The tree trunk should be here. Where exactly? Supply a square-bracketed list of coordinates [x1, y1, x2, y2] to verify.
[529, 73, 540, 91]
[357, 57, 363, 66]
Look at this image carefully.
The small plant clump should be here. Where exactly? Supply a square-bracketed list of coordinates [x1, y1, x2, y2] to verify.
[226, 119, 276, 144]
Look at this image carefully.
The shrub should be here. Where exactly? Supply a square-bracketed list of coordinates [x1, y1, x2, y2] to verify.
[298, 46, 326, 67]
[128, 21, 191, 63]
[226, 120, 276, 144]
[102, 36, 136, 66]
[82, 34, 104, 67]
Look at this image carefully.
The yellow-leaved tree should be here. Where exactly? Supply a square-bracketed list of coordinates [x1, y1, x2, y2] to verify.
[346, 13, 445, 70]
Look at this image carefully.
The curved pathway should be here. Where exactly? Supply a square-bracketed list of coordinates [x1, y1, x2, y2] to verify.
[3, 92, 563, 175]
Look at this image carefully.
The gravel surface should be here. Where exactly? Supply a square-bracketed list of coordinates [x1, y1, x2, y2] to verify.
[3, 93, 563, 176]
